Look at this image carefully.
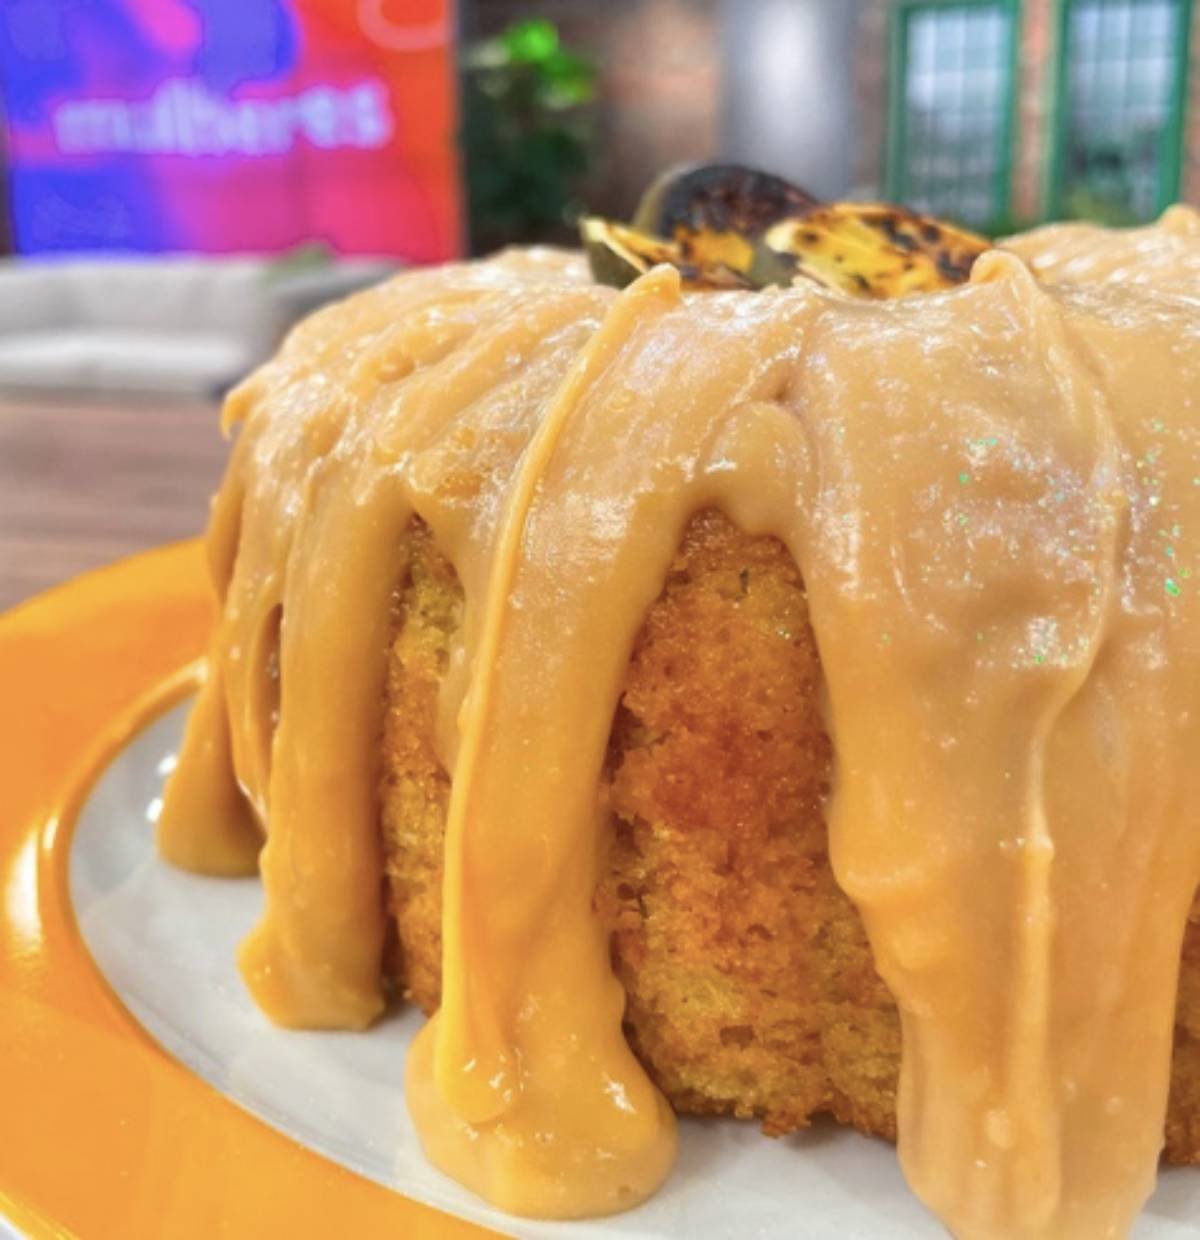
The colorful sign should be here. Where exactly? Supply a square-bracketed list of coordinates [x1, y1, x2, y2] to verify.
[0, 0, 461, 259]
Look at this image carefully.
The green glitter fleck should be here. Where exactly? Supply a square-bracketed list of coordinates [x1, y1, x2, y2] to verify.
[958, 513, 969, 527]
[1167, 546, 1176, 559]
[1166, 578, 1182, 598]
[1033, 652, 1046, 665]
[958, 471, 971, 484]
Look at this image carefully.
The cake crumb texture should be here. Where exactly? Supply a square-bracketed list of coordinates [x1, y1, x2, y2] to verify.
[380, 509, 1200, 1162]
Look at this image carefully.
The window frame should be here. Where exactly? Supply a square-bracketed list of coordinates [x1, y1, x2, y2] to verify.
[884, 0, 1022, 227]
[1047, 0, 1194, 219]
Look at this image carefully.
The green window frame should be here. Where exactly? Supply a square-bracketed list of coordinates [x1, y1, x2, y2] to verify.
[885, 0, 1020, 230]
[1048, 0, 1194, 222]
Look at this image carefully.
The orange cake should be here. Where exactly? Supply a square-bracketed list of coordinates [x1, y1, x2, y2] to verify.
[158, 176, 1200, 1238]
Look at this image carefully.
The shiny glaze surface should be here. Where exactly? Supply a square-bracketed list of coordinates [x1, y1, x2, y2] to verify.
[161, 214, 1200, 1236]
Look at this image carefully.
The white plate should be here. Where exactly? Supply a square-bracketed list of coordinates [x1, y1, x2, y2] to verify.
[69, 699, 1200, 1239]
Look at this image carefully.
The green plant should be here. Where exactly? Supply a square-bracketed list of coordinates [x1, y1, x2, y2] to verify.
[461, 18, 597, 255]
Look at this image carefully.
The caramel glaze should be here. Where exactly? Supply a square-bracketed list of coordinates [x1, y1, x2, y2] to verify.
[159, 211, 1200, 1236]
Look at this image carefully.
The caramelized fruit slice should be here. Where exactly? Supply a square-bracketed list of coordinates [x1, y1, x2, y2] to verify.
[584, 165, 993, 299]
[758, 204, 991, 298]
[581, 217, 753, 291]
[632, 163, 819, 240]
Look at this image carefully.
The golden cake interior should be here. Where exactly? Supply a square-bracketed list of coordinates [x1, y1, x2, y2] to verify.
[382, 506, 1200, 1159]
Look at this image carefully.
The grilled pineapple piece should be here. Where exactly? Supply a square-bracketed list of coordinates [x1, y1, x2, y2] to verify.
[582, 164, 992, 299]
[581, 217, 754, 291]
[633, 163, 819, 241]
[759, 204, 989, 298]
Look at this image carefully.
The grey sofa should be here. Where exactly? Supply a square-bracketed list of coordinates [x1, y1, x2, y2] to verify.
[0, 254, 397, 399]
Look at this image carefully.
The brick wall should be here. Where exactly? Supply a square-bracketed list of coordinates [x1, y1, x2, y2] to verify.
[853, 0, 891, 196]
[1012, 0, 1053, 224]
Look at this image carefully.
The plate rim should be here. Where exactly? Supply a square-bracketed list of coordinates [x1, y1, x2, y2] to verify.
[0, 542, 492, 1240]
[10, 545, 1197, 1240]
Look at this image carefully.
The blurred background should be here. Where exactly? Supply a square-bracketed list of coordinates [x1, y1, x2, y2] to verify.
[0, 0, 1196, 607]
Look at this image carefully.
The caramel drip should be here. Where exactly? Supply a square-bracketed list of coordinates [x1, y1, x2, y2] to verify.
[156, 662, 261, 877]
[160, 212, 1200, 1236]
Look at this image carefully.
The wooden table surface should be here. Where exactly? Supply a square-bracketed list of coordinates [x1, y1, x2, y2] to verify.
[0, 396, 229, 612]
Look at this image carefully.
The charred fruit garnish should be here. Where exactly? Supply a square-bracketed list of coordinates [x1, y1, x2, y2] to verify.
[758, 204, 988, 298]
[632, 163, 820, 241]
[582, 163, 992, 299]
[579, 217, 754, 292]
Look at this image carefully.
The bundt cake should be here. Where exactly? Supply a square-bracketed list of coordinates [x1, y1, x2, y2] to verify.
[158, 176, 1200, 1239]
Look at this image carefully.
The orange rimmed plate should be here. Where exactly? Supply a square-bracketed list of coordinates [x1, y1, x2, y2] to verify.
[0, 542, 491, 1240]
[4, 545, 1198, 1240]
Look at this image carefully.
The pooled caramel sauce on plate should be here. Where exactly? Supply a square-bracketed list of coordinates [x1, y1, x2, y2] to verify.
[159, 212, 1200, 1237]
